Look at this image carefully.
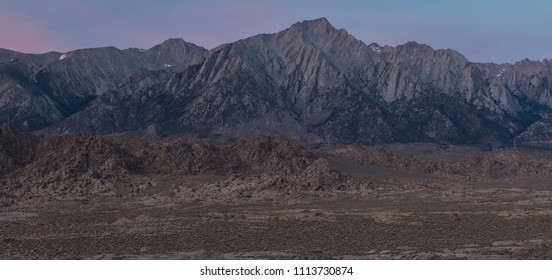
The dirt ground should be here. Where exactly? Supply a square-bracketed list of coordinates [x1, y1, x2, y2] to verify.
[2, 145, 552, 260]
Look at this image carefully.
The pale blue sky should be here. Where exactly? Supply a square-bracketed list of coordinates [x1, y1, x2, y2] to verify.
[1, 0, 551, 63]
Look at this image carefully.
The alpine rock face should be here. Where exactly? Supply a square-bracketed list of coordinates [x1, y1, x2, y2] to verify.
[2, 17, 552, 147]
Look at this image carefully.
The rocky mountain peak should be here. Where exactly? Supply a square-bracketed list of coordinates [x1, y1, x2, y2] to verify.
[149, 38, 207, 66]
[402, 41, 422, 48]
[3, 18, 552, 147]
[302, 17, 334, 30]
[156, 38, 206, 53]
[513, 58, 549, 76]
[269, 17, 373, 79]
[283, 17, 351, 45]
[160, 38, 186, 45]
[387, 41, 467, 64]
[292, 17, 334, 31]
[394, 41, 433, 57]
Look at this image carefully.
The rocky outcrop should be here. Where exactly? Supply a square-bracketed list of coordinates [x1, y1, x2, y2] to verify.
[0, 127, 342, 205]
[4, 125, 552, 206]
[327, 145, 552, 180]
[0, 124, 40, 175]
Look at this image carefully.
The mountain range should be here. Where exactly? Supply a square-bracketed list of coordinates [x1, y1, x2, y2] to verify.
[2, 17, 552, 147]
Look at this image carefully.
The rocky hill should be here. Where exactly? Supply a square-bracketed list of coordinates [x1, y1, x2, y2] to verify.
[0, 125, 346, 205]
[326, 145, 552, 180]
[2, 18, 552, 146]
[4, 124, 552, 206]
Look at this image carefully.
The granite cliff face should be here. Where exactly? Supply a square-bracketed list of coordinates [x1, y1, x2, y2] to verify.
[2, 18, 552, 146]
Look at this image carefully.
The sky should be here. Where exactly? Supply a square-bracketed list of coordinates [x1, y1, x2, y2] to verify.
[1, 0, 551, 63]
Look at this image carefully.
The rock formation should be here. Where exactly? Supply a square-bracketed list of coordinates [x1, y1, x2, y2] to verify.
[2, 18, 552, 146]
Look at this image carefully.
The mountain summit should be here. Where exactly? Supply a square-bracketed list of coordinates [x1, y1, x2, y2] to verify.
[1, 18, 552, 147]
